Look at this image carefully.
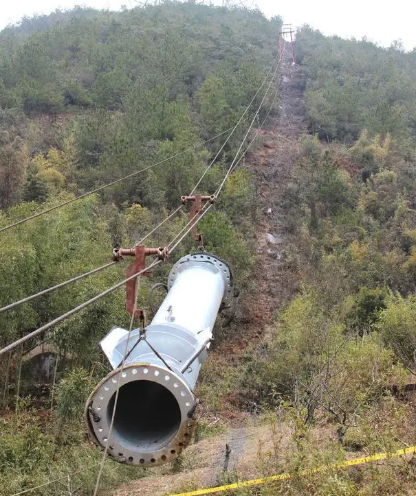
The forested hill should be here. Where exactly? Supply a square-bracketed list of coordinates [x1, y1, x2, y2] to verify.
[297, 27, 416, 143]
[0, 4, 279, 493]
[241, 27, 416, 496]
[0, 3, 279, 208]
[0, 3, 279, 369]
[0, 7, 104, 37]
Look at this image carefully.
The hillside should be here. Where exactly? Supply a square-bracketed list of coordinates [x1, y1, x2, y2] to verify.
[2, 4, 416, 496]
[0, 3, 281, 494]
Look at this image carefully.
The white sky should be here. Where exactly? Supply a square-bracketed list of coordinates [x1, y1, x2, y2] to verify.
[0, 0, 415, 50]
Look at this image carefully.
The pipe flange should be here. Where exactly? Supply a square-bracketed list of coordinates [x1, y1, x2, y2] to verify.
[168, 253, 234, 305]
[85, 363, 197, 466]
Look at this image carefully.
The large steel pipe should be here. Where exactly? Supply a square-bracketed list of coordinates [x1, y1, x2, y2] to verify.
[86, 253, 233, 466]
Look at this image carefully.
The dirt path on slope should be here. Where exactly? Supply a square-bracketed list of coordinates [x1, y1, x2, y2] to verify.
[112, 45, 305, 496]
[246, 49, 305, 326]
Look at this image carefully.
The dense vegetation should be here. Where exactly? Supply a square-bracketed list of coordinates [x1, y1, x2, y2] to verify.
[0, 3, 279, 494]
[296, 27, 416, 143]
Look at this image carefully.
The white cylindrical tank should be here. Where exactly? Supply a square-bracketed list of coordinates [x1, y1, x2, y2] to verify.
[86, 253, 233, 467]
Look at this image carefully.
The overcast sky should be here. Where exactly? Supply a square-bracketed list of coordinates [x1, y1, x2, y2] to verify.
[0, 0, 415, 50]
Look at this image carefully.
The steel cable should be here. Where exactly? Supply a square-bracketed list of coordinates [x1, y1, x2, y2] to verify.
[0, 125, 249, 235]
[1, 52, 280, 236]
[92, 310, 136, 496]
[0, 260, 161, 357]
[189, 53, 281, 195]
[230, 84, 281, 172]
[0, 261, 116, 315]
[215, 48, 284, 197]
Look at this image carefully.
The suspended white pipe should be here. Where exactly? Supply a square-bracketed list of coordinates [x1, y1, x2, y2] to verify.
[86, 253, 233, 466]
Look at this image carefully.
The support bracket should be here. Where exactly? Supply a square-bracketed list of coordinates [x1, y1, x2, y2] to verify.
[181, 195, 216, 247]
[112, 245, 168, 318]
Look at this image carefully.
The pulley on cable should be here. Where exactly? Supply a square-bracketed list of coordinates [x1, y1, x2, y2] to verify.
[112, 245, 169, 327]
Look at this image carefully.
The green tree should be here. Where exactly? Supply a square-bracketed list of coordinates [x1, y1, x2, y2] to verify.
[196, 76, 234, 138]
[0, 130, 27, 209]
[378, 295, 416, 373]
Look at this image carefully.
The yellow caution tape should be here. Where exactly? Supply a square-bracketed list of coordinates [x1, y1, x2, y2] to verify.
[167, 445, 416, 496]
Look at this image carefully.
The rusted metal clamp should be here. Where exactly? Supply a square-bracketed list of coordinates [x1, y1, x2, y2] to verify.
[112, 245, 168, 318]
[181, 195, 216, 247]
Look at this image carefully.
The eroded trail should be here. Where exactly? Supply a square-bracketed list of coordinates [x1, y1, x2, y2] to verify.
[248, 51, 304, 327]
[112, 47, 305, 496]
